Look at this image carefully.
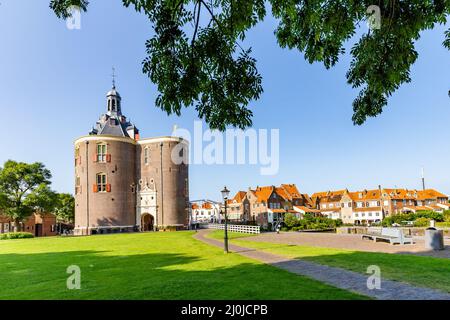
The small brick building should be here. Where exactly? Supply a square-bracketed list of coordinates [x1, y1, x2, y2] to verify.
[0, 213, 57, 237]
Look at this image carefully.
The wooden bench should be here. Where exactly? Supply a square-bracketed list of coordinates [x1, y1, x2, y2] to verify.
[362, 227, 414, 245]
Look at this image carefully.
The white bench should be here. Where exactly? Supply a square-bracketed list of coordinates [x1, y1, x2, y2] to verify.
[362, 227, 414, 245]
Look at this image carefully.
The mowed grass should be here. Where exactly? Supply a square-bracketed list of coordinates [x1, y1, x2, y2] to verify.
[207, 231, 450, 293]
[0, 231, 366, 300]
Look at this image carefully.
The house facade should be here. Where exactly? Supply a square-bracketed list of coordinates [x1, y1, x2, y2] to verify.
[191, 201, 221, 223]
[229, 184, 313, 229]
[199, 185, 447, 228]
[313, 187, 449, 225]
[0, 213, 57, 237]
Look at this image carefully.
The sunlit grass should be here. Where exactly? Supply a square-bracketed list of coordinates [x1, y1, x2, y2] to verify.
[211, 232, 450, 293]
[0, 231, 365, 300]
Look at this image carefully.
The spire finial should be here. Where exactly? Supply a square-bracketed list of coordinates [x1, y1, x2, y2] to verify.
[112, 67, 116, 89]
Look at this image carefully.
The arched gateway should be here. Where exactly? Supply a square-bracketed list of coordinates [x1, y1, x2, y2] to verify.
[141, 213, 154, 231]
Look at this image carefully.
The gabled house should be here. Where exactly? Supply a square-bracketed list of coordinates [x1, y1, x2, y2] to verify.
[311, 189, 346, 220]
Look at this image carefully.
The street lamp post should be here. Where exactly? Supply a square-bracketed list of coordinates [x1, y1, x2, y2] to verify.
[221, 186, 230, 254]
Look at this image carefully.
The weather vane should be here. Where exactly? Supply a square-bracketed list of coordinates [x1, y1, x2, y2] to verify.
[112, 67, 116, 88]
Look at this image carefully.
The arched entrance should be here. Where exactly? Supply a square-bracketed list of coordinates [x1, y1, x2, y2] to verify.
[141, 213, 154, 231]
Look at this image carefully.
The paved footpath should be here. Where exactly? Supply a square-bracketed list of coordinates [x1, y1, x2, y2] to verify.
[238, 231, 450, 259]
[194, 230, 450, 300]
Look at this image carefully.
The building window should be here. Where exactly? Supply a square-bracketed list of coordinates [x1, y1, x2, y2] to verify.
[144, 147, 149, 165]
[74, 146, 81, 166]
[96, 173, 107, 192]
[97, 143, 107, 162]
[75, 176, 81, 194]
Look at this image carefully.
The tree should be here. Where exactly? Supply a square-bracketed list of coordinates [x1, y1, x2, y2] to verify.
[50, 1, 450, 130]
[54, 193, 75, 224]
[283, 212, 299, 229]
[26, 183, 59, 214]
[0, 160, 53, 231]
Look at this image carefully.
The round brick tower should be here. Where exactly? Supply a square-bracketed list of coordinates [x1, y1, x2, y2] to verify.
[73, 84, 189, 235]
[136, 137, 189, 231]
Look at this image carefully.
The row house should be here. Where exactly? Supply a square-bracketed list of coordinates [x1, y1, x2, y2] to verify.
[231, 184, 313, 229]
[343, 189, 384, 225]
[385, 189, 449, 214]
[313, 188, 449, 225]
[190, 201, 221, 223]
[311, 190, 346, 220]
[226, 191, 247, 222]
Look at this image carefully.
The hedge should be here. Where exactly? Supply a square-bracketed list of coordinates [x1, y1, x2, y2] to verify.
[283, 213, 343, 231]
[0, 232, 34, 240]
[382, 211, 445, 227]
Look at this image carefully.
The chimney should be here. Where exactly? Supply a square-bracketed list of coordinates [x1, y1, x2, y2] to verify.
[421, 167, 426, 191]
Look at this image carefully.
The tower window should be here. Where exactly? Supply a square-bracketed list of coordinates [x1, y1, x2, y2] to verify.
[75, 146, 81, 166]
[112, 99, 116, 111]
[75, 176, 81, 194]
[144, 147, 149, 165]
[97, 143, 107, 162]
[108, 100, 111, 111]
[96, 173, 107, 192]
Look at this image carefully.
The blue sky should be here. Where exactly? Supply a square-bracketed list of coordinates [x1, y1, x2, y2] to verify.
[0, 1, 449, 201]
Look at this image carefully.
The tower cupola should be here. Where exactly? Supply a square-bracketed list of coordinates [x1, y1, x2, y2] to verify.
[106, 85, 122, 116]
[89, 71, 139, 139]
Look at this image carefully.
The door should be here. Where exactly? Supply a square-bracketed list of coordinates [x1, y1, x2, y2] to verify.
[35, 224, 42, 237]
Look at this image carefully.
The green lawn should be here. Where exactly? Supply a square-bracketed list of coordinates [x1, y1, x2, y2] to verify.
[0, 231, 365, 300]
[207, 231, 450, 293]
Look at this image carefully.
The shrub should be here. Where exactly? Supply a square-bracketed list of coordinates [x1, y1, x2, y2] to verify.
[413, 217, 430, 227]
[282, 214, 341, 231]
[444, 210, 450, 222]
[415, 211, 444, 221]
[0, 232, 34, 240]
[382, 211, 445, 227]
[284, 213, 299, 229]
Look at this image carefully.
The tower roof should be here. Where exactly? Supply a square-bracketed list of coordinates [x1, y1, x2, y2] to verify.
[89, 85, 139, 139]
[107, 87, 121, 98]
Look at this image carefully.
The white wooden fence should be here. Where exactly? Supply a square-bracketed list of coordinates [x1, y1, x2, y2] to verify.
[205, 223, 260, 234]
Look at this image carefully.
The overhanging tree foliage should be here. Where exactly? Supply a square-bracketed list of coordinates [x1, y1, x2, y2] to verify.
[50, 0, 450, 130]
[54, 193, 75, 224]
[0, 160, 53, 231]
